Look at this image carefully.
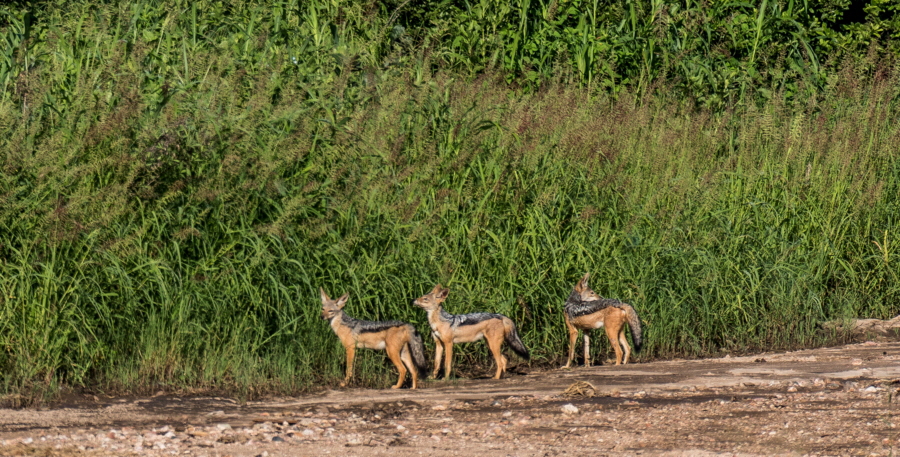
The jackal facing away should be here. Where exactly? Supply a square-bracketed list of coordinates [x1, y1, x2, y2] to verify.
[413, 284, 529, 380]
[563, 273, 643, 367]
[320, 288, 427, 389]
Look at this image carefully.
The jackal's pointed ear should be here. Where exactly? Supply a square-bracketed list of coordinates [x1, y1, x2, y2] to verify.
[319, 287, 331, 303]
[336, 293, 350, 309]
[576, 273, 590, 291]
[437, 287, 450, 299]
[430, 284, 442, 294]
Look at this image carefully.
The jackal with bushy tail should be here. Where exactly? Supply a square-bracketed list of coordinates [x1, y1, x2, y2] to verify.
[320, 288, 427, 389]
[413, 284, 529, 380]
[563, 273, 643, 367]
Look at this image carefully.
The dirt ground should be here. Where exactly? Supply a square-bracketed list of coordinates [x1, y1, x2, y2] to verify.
[3, 341, 900, 457]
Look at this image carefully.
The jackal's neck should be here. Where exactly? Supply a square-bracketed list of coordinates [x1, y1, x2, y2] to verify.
[330, 311, 355, 331]
[426, 307, 451, 324]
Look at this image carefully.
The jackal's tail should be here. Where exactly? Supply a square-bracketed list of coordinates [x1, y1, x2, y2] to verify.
[503, 318, 530, 360]
[408, 326, 428, 378]
[623, 304, 643, 352]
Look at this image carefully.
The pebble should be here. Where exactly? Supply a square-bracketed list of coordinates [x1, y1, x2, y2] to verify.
[561, 404, 579, 415]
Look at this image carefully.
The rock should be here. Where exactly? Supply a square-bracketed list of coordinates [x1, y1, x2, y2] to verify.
[215, 423, 232, 431]
[561, 404, 579, 415]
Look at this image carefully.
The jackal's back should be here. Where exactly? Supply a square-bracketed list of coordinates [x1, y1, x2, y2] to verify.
[564, 290, 625, 319]
[342, 314, 409, 335]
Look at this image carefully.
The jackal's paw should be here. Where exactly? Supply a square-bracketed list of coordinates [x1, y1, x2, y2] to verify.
[339, 381, 348, 387]
[391, 385, 401, 389]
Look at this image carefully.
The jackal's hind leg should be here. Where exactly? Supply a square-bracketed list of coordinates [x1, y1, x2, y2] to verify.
[385, 341, 407, 389]
[400, 344, 418, 389]
[583, 332, 591, 367]
[619, 331, 631, 364]
[605, 324, 624, 365]
[486, 329, 507, 379]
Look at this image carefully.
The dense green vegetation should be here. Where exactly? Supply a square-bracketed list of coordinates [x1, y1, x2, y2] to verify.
[1, 0, 899, 403]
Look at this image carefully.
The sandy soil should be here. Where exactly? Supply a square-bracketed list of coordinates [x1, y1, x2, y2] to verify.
[3, 341, 900, 457]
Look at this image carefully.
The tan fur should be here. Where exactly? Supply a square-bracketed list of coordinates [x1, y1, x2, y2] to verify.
[563, 273, 640, 368]
[321, 288, 422, 389]
[414, 284, 523, 380]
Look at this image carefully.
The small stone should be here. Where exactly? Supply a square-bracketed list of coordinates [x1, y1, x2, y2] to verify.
[21, 437, 34, 444]
[272, 436, 285, 442]
[787, 386, 798, 392]
[396, 425, 406, 431]
[561, 404, 579, 415]
[206, 410, 225, 416]
[215, 423, 232, 431]
[502, 411, 512, 418]
[302, 429, 315, 436]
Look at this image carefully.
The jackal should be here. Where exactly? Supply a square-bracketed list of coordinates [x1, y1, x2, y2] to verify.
[413, 284, 529, 380]
[562, 273, 643, 368]
[320, 288, 427, 389]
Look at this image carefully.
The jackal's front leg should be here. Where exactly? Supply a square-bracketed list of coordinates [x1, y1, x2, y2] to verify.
[563, 321, 579, 368]
[583, 333, 592, 367]
[340, 346, 355, 387]
[442, 341, 454, 380]
[431, 334, 444, 379]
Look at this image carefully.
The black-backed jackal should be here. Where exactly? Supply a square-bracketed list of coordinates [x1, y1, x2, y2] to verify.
[413, 284, 529, 380]
[320, 288, 428, 389]
[563, 273, 643, 367]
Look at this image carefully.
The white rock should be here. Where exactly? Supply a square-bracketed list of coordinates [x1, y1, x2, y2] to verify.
[561, 404, 579, 415]
[21, 437, 34, 444]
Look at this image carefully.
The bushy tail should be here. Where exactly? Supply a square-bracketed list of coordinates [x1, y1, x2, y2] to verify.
[408, 327, 428, 378]
[623, 305, 643, 352]
[503, 318, 530, 360]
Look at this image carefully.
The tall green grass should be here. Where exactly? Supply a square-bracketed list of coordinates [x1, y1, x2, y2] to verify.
[1, 0, 899, 402]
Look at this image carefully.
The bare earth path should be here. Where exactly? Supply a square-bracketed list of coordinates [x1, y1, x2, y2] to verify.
[3, 341, 900, 456]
